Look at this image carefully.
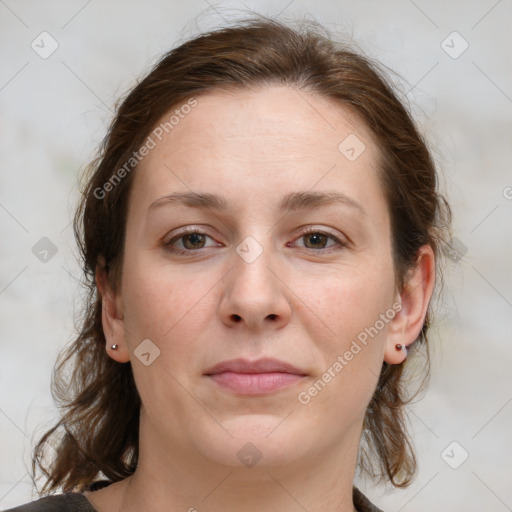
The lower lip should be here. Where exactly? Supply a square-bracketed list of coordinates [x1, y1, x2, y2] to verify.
[207, 372, 304, 395]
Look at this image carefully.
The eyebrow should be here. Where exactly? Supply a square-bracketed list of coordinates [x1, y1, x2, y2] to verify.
[149, 190, 366, 215]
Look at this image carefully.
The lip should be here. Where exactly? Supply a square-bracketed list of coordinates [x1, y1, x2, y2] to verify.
[204, 357, 306, 376]
[204, 357, 307, 396]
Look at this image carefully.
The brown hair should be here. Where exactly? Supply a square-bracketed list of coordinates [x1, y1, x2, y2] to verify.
[31, 16, 451, 494]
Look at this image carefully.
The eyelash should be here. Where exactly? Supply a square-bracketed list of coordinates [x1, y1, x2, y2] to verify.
[163, 227, 347, 255]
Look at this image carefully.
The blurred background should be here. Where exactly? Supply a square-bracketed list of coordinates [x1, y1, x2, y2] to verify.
[1, 1, 511, 510]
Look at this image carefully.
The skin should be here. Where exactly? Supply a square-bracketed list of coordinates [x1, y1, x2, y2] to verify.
[85, 86, 435, 512]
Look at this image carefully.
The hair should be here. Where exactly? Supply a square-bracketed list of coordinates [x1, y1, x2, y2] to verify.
[31, 15, 451, 495]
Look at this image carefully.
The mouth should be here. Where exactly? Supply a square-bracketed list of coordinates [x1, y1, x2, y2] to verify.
[204, 357, 307, 396]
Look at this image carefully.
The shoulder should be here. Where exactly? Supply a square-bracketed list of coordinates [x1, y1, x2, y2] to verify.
[353, 486, 385, 512]
[2, 492, 96, 512]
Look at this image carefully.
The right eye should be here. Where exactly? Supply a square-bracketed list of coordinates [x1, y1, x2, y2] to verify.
[164, 227, 221, 254]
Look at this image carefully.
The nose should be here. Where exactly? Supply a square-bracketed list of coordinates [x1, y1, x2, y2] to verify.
[218, 237, 291, 332]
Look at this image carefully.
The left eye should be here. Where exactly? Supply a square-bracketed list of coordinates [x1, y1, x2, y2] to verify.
[292, 230, 344, 250]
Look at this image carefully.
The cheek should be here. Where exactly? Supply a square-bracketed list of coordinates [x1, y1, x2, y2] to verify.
[297, 260, 395, 345]
[121, 254, 220, 354]
[120, 257, 221, 417]
[295, 301, 389, 429]
[293, 260, 394, 405]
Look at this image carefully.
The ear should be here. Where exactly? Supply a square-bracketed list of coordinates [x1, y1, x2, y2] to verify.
[384, 245, 435, 364]
[96, 255, 130, 363]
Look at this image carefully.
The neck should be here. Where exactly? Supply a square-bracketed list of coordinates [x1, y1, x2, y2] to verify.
[114, 413, 361, 512]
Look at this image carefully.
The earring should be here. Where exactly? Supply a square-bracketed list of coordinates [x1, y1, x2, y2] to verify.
[111, 344, 118, 350]
[395, 344, 407, 352]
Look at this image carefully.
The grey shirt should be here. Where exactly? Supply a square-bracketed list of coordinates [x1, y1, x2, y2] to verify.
[3, 483, 384, 511]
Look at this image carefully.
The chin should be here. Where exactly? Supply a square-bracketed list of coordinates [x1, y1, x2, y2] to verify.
[197, 419, 307, 469]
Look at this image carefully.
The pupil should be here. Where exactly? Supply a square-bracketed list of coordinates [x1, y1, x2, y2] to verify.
[186, 233, 204, 248]
[308, 233, 324, 247]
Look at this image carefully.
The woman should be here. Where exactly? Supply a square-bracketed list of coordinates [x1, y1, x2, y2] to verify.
[6, 16, 451, 512]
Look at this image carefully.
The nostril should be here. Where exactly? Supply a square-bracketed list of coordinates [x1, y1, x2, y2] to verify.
[231, 314, 242, 322]
[267, 314, 277, 320]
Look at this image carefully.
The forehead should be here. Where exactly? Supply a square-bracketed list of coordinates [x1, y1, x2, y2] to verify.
[131, 86, 386, 217]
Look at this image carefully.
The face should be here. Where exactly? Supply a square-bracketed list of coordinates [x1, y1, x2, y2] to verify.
[105, 86, 403, 470]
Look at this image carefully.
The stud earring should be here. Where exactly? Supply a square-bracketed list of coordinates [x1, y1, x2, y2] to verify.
[111, 344, 118, 350]
[395, 344, 407, 352]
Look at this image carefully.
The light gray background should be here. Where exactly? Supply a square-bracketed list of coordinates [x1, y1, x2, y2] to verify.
[1, 1, 511, 510]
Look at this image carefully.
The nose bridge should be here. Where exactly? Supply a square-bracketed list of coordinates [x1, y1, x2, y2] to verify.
[219, 231, 291, 329]
[232, 233, 278, 299]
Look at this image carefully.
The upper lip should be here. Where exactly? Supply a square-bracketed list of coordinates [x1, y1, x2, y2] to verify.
[204, 357, 306, 376]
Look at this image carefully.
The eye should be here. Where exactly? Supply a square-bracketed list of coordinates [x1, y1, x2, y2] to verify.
[164, 228, 220, 253]
[291, 228, 347, 251]
[163, 226, 347, 255]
